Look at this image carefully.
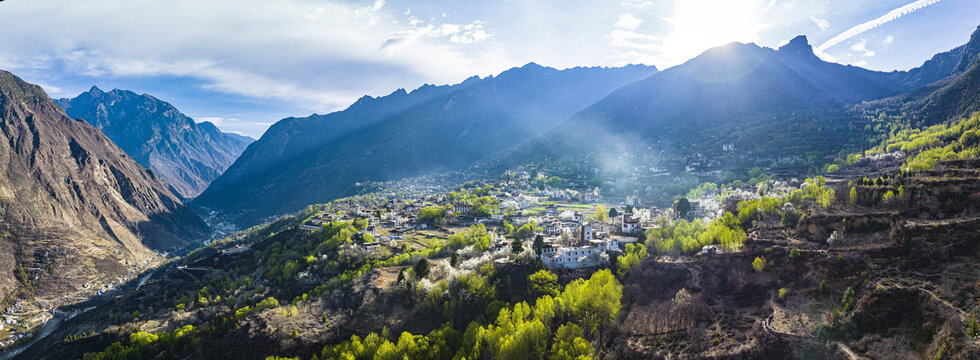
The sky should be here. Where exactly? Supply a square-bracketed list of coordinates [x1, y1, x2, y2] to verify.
[0, 0, 978, 138]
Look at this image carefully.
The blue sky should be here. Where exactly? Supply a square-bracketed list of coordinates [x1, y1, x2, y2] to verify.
[1, 0, 978, 138]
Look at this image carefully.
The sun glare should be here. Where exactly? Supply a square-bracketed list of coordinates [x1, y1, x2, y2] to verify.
[658, 0, 768, 67]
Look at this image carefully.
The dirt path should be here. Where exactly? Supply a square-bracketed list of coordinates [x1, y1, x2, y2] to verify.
[890, 282, 970, 321]
[835, 341, 865, 360]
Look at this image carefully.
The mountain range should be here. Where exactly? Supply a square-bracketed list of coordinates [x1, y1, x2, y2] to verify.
[194, 28, 980, 228]
[194, 63, 660, 225]
[0, 70, 209, 305]
[56, 88, 253, 198]
[514, 33, 980, 166]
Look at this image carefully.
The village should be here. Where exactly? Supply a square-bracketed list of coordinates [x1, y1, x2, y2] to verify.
[0, 167, 731, 352]
[292, 168, 727, 271]
[0, 251, 164, 350]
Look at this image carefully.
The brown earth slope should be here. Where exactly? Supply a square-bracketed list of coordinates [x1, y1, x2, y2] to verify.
[0, 69, 209, 310]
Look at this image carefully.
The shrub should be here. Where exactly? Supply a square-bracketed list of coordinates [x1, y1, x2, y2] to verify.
[414, 259, 430, 279]
[968, 314, 980, 339]
[781, 211, 800, 228]
[778, 288, 788, 301]
[752, 257, 766, 272]
[818, 280, 829, 294]
[789, 248, 801, 263]
[842, 287, 856, 312]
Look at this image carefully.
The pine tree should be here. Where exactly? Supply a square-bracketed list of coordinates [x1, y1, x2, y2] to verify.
[512, 238, 524, 254]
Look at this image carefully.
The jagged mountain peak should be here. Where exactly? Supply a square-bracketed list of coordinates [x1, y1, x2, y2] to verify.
[778, 35, 818, 59]
[57, 87, 253, 197]
[954, 25, 980, 73]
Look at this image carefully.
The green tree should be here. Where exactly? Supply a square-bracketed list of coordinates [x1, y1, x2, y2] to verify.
[789, 247, 801, 263]
[561, 269, 622, 338]
[827, 164, 840, 173]
[781, 210, 800, 228]
[841, 287, 856, 312]
[450, 251, 458, 268]
[512, 238, 524, 254]
[608, 207, 619, 219]
[527, 270, 559, 298]
[551, 324, 594, 360]
[419, 206, 448, 224]
[533, 235, 545, 256]
[674, 198, 691, 218]
[849, 186, 858, 205]
[968, 314, 979, 339]
[818, 280, 829, 294]
[503, 220, 515, 235]
[515, 221, 541, 240]
[752, 257, 766, 272]
[960, 129, 980, 147]
[882, 190, 896, 203]
[414, 259, 430, 279]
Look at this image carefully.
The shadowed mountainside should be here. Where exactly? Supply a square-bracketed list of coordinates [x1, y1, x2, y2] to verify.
[196, 63, 659, 226]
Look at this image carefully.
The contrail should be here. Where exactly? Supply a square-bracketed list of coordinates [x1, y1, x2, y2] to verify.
[815, 0, 943, 55]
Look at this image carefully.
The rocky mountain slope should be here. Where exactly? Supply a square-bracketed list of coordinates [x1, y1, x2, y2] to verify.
[0, 70, 209, 312]
[195, 63, 659, 226]
[56, 88, 253, 198]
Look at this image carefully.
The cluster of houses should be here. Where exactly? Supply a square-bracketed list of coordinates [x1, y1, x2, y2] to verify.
[290, 167, 726, 270]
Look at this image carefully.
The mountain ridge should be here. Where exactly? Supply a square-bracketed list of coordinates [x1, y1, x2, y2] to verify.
[195, 63, 659, 225]
[0, 69, 209, 307]
[56, 88, 253, 198]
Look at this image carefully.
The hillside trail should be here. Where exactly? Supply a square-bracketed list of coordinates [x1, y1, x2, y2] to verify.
[835, 341, 864, 360]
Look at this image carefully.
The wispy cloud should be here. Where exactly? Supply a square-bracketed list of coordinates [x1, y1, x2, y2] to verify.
[381, 18, 491, 50]
[809, 16, 830, 31]
[815, 0, 943, 56]
[0, 0, 504, 122]
[615, 14, 643, 30]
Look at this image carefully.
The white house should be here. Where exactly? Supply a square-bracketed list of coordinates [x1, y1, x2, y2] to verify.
[621, 216, 640, 233]
[539, 237, 619, 269]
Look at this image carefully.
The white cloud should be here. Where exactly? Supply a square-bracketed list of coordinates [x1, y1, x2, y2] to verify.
[815, 0, 943, 57]
[621, 0, 652, 7]
[198, 117, 239, 127]
[850, 40, 875, 57]
[381, 19, 492, 49]
[35, 82, 63, 97]
[609, 29, 660, 51]
[0, 0, 506, 118]
[809, 16, 830, 31]
[883, 35, 895, 44]
[615, 13, 643, 30]
[304, 6, 325, 20]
